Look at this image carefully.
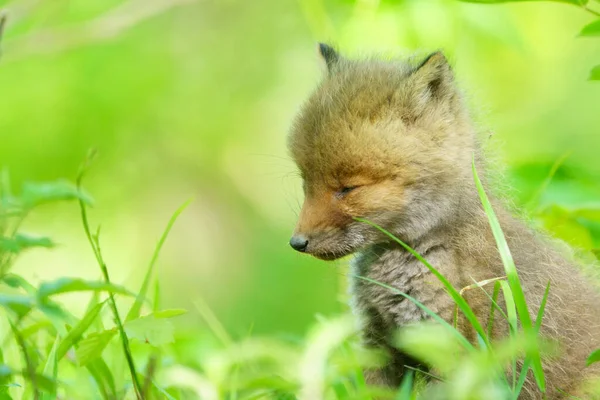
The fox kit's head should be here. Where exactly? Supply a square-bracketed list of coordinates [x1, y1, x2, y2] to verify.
[288, 44, 477, 260]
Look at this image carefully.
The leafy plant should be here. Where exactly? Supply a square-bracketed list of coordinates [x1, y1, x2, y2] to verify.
[0, 157, 598, 398]
[0, 167, 189, 399]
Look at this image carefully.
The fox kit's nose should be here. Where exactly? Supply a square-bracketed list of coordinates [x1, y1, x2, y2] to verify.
[289, 235, 309, 252]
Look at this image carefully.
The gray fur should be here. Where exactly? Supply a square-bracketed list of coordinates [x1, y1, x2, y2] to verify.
[288, 47, 600, 398]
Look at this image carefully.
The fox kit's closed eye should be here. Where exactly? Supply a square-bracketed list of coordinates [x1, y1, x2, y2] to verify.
[287, 44, 600, 399]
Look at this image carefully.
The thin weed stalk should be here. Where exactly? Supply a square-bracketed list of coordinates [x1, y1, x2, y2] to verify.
[75, 151, 143, 399]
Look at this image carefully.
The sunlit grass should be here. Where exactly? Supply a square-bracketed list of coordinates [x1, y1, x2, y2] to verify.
[0, 159, 598, 399]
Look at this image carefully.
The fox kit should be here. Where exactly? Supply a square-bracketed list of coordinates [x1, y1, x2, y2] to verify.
[287, 44, 600, 399]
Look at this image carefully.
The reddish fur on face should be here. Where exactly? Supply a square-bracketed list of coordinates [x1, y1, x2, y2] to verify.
[287, 44, 600, 398]
[289, 48, 471, 258]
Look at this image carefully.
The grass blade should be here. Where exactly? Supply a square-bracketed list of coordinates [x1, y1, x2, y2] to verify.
[37, 278, 134, 299]
[472, 158, 546, 392]
[354, 275, 474, 351]
[153, 279, 160, 314]
[527, 152, 571, 210]
[487, 281, 502, 339]
[194, 298, 232, 347]
[355, 217, 489, 347]
[152, 379, 177, 400]
[587, 349, 600, 367]
[56, 300, 107, 361]
[76, 152, 143, 399]
[514, 281, 551, 398]
[9, 320, 39, 400]
[395, 370, 414, 400]
[534, 281, 551, 332]
[455, 276, 506, 330]
[126, 199, 191, 322]
[500, 280, 518, 390]
[86, 359, 117, 400]
[75, 330, 117, 367]
[40, 336, 59, 400]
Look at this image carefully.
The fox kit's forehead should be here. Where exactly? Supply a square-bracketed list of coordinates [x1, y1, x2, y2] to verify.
[288, 46, 466, 188]
[293, 57, 415, 134]
[288, 59, 412, 171]
[288, 45, 470, 254]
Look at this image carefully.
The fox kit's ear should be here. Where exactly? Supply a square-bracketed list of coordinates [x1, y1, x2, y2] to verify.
[317, 43, 340, 73]
[408, 51, 455, 106]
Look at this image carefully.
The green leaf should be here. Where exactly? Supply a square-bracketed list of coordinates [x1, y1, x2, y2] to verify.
[590, 65, 600, 81]
[56, 301, 107, 361]
[27, 375, 57, 395]
[20, 321, 54, 339]
[124, 315, 175, 346]
[40, 336, 59, 400]
[587, 348, 600, 366]
[77, 293, 114, 399]
[332, 378, 350, 398]
[20, 180, 93, 209]
[396, 370, 414, 400]
[75, 330, 117, 366]
[0, 234, 54, 254]
[0, 238, 19, 254]
[37, 302, 74, 336]
[86, 359, 117, 400]
[125, 199, 191, 322]
[472, 159, 546, 392]
[0, 293, 34, 317]
[580, 20, 600, 36]
[2, 274, 36, 295]
[37, 278, 135, 299]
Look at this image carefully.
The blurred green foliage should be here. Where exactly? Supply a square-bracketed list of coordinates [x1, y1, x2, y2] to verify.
[0, 0, 599, 358]
[1, 0, 600, 398]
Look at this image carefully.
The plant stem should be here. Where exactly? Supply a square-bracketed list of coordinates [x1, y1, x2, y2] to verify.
[10, 319, 39, 400]
[584, 5, 600, 18]
[76, 153, 143, 400]
[0, 13, 6, 44]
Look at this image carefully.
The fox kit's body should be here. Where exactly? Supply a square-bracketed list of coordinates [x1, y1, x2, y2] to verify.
[288, 45, 600, 399]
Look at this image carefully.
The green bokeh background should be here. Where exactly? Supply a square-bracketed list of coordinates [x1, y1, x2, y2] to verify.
[1, 0, 599, 338]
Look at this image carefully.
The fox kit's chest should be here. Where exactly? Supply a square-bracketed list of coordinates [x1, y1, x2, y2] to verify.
[349, 246, 455, 329]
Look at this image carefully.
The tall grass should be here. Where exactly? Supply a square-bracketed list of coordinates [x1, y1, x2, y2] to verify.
[0, 165, 189, 399]
[0, 159, 598, 399]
